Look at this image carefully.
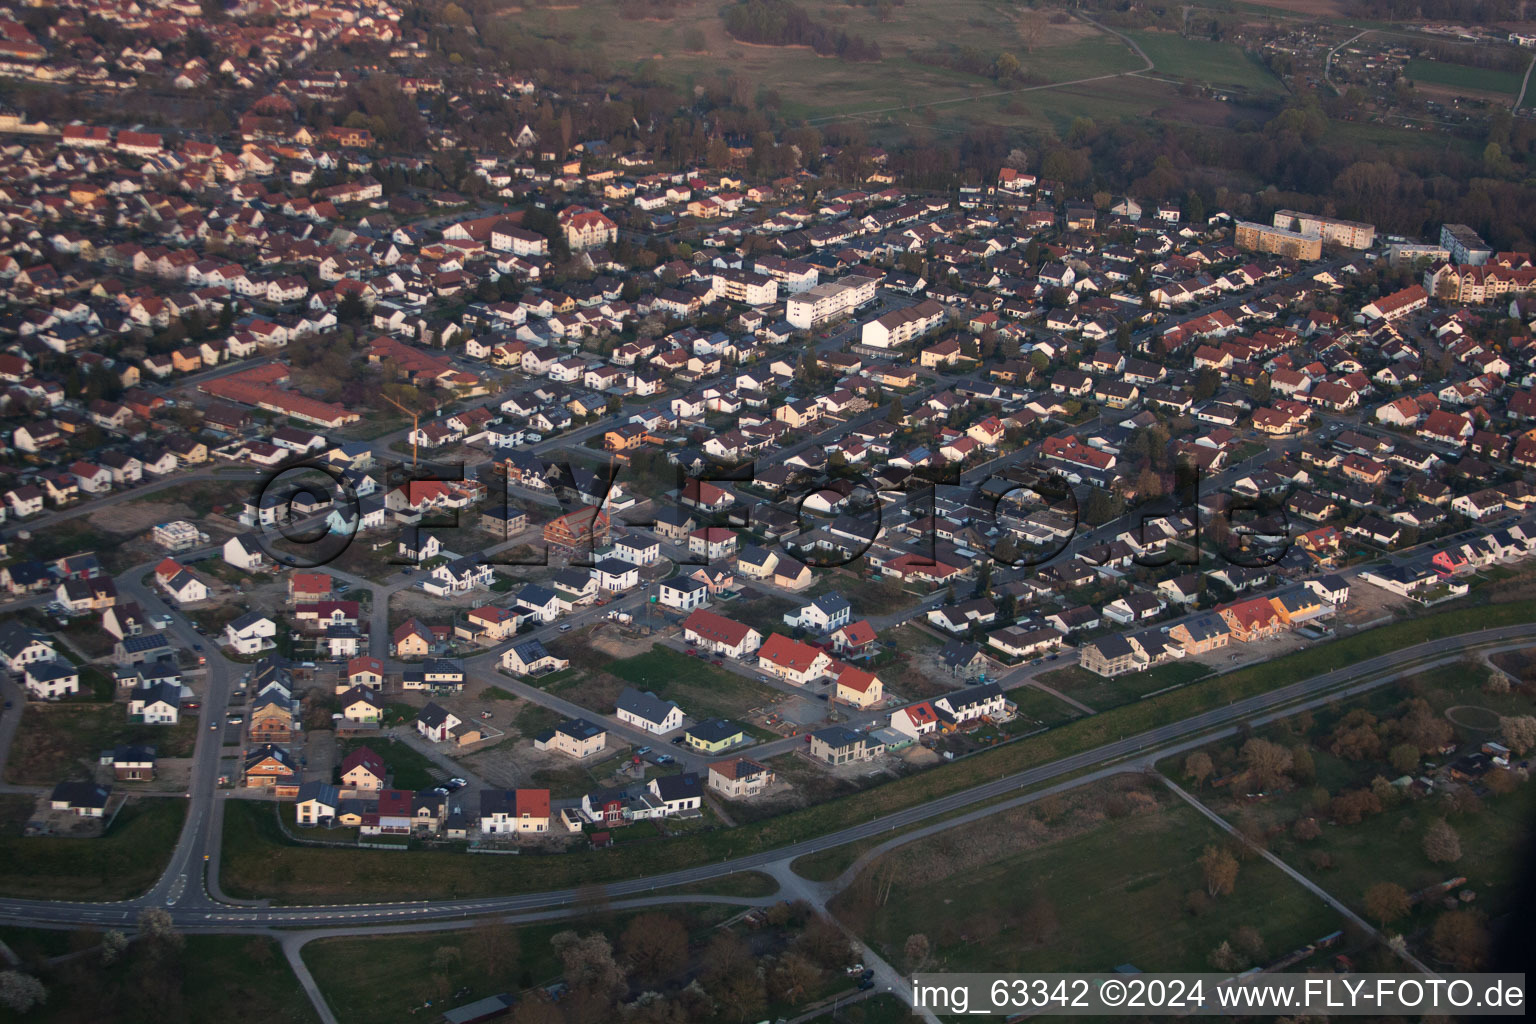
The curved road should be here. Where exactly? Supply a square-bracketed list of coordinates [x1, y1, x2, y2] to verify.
[2, 621, 1532, 931]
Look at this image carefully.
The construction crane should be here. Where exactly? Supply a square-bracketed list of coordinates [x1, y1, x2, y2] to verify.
[382, 393, 422, 468]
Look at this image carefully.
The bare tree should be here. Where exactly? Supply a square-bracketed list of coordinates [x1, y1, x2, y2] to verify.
[1184, 751, 1214, 787]
[1363, 882, 1411, 926]
[1241, 738, 1293, 790]
[620, 913, 689, 984]
[470, 920, 519, 979]
[1431, 911, 1490, 970]
[1198, 845, 1239, 898]
[1423, 819, 1462, 864]
[903, 933, 932, 972]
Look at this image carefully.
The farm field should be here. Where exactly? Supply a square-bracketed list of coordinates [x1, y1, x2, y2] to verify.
[1404, 58, 1522, 96]
[831, 779, 1341, 974]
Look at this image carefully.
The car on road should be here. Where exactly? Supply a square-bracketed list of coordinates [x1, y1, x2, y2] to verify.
[193, 643, 203, 651]
[558, 624, 573, 632]
[210, 723, 219, 730]
[1046, 654, 1058, 661]
[857, 978, 875, 991]
[671, 736, 686, 745]
[655, 754, 675, 765]
[445, 778, 467, 790]
[479, 710, 493, 719]
[635, 746, 652, 757]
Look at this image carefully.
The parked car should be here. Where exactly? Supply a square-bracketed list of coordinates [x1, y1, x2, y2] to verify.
[655, 754, 675, 765]
[635, 746, 652, 757]
[857, 978, 875, 991]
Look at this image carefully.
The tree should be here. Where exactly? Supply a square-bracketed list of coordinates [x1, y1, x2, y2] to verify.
[1241, 737, 1293, 790]
[903, 933, 931, 971]
[136, 908, 183, 953]
[1499, 715, 1536, 755]
[101, 929, 129, 965]
[621, 913, 689, 983]
[1422, 819, 1462, 864]
[552, 931, 626, 996]
[1184, 751, 1214, 787]
[1207, 940, 1243, 971]
[471, 920, 519, 979]
[1363, 882, 1411, 926]
[1388, 742, 1420, 775]
[1198, 844, 1239, 897]
[1431, 911, 1490, 970]
[1292, 816, 1321, 841]
[767, 953, 818, 1003]
[0, 972, 46, 1013]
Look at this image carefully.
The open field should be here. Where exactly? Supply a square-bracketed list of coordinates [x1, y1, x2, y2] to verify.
[546, 642, 782, 722]
[221, 598, 1536, 902]
[3, 704, 199, 785]
[1037, 659, 1213, 711]
[1404, 58, 1522, 96]
[832, 779, 1341, 973]
[1127, 30, 1284, 94]
[303, 904, 740, 1024]
[0, 931, 317, 1024]
[0, 796, 185, 900]
[499, 0, 1145, 124]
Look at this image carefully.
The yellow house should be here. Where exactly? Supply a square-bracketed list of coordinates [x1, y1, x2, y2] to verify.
[685, 719, 746, 754]
[834, 666, 884, 708]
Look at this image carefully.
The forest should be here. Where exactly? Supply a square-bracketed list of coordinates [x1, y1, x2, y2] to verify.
[721, 0, 884, 61]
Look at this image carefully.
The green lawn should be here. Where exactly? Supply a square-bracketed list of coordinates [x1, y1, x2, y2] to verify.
[654, 870, 780, 899]
[835, 795, 1340, 974]
[339, 736, 441, 790]
[1127, 30, 1284, 94]
[0, 932, 317, 1024]
[0, 796, 186, 901]
[1404, 58, 1522, 95]
[607, 645, 782, 721]
[1006, 685, 1085, 728]
[1038, 659, 1213, 711]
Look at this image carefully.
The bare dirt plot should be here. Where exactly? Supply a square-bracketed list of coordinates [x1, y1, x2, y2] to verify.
[90, 499, 181, 536]
[877, 623, 969, 700]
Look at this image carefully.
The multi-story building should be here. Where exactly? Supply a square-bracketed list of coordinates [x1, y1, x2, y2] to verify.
[785, 276, 878, 329]
[1234, 221, 1323, 261]
[861, 299, 946, 348]
[1272, 210, 1375, 249]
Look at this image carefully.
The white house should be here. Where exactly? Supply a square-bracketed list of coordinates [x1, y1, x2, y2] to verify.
[658, 576, 710, 611]
[224, 611, 277, 655]
[615, 686, 684, 734]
